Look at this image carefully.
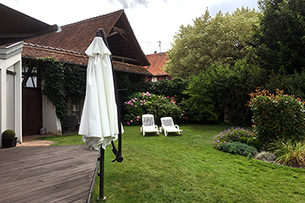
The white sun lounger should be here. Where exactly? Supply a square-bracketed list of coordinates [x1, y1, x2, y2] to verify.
[160, 117, 182, 136]
[140, 114, 160, 136]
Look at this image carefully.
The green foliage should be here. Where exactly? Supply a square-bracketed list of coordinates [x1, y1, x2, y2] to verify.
[39, 58, 86, 122]
[239, 136, 249, 144]
[271, 140, 305, 167]
[218, 142, 258, 157]
[147, 77, 188, 104]
[264, 71, 305, 100]
[165, 7, 259, 78]
[183, 59, 262, 124]
[116, 73, 148, 97]
[247, 137, 262, 150]
[249, 89, 305, 146]
[145, 97, 182, 124]
[124, 92, 182, 125]
[212, 127, 255, 149]
[2, 129, 16, 139]
[249, 0, 305, 74]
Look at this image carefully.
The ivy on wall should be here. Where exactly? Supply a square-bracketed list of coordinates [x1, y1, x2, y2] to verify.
[35, 58, 148, 123]
[37, 58, 86, 122]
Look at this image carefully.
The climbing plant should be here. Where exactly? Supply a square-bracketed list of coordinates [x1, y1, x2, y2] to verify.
[38, 58, 86, 122]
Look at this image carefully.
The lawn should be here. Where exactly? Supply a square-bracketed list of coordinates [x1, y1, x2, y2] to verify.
[40, 125, 305, 202]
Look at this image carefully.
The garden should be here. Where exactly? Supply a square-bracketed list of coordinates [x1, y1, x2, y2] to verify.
[38, 0, 305, 202]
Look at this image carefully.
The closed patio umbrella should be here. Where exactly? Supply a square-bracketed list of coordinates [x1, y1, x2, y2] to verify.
[79, 29, 123, 201]
[79, 32, 121, 150]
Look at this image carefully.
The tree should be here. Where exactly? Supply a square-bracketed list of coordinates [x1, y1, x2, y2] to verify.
[164, 7, 260, 78]
[249, 0, 305, 74]
[182, 59, 262, 125]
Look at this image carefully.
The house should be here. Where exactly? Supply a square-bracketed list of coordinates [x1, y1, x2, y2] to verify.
[144, 52, 170, 82]
[0, 3, 59, 147]
[22, 10, 151, 135]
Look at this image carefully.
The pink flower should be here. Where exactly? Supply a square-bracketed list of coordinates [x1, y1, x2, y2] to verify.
[127, 122, 130, 125]
[130, 120, 133, 123]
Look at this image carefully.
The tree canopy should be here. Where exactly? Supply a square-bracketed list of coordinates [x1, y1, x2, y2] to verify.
[249, 0, 305, 74]
[164, 7, 260, 78]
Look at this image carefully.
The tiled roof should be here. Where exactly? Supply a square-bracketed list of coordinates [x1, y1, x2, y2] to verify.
[22, 42, 151, 76]
[26, 10, 123, 53]
[144, 52, 169, 76]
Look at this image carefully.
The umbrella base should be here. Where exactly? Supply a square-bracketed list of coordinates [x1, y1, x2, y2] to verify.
[98, 196, 106, 201]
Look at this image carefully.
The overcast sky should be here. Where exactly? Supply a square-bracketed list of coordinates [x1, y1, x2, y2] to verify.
[2, 0, 259, 54]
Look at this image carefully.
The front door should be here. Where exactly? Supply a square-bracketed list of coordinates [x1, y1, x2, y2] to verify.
[22, 87, 42, 135]
[22, 64, 42, 135]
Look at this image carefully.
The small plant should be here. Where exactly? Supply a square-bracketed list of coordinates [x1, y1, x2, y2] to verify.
[211, 127, 255, 149]
[247, 137, 262, 150]
[218, 142, 258, 157]
[254, 151, 277, 162]
[239, 137, 248, 144]
[2, 129, 16, 139]
[271, 140, 305, 168]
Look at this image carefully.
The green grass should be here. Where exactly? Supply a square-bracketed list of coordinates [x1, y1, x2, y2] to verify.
[40, 125, 305, 202]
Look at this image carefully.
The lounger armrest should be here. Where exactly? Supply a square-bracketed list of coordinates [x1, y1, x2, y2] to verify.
[175, 125, 180, 129]
[155, 125, 159, 129]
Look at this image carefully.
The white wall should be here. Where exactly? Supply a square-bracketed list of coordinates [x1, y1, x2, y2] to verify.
[0, 42, 23, 147]
[6, 73, 15, 130]
[42, 94, 62, 135]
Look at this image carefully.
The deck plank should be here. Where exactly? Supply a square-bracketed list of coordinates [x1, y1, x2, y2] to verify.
[0, 145, 98, 203]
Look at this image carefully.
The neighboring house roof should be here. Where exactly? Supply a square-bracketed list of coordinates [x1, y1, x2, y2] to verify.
[0, 3, 60, 46]
[22, 42, 150, 75]
[24, 9, 150, 71]
[144, 52, 169, 76]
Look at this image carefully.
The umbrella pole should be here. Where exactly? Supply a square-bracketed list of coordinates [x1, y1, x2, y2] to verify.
[98, 146, 106, 201]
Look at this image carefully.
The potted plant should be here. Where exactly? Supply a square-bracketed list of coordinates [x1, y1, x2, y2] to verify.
[2, 129, 17, 148]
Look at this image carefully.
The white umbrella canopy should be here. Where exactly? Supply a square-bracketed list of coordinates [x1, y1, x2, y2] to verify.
[79, 36, 122, 150]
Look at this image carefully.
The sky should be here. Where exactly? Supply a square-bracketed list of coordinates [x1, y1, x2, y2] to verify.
[2, 0, 259, 54]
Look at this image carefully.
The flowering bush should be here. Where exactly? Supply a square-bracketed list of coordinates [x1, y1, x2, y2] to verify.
[124, 92, 182, 125]
[212, 127, 255, 149]
[248, 89, 305, 146]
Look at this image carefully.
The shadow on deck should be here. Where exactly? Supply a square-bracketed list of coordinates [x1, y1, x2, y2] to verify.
[0, 145, 98, 203]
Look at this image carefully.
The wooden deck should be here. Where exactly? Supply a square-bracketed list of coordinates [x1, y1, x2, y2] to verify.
[0, 145, 98, 203]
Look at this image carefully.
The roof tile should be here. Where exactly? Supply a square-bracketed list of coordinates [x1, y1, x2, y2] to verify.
[22, 43, 151, 76]
[144, 52, 169, 76]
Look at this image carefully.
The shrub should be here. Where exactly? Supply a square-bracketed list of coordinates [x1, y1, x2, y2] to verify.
[247, 137, 262, 150]
[254, 151, 277, 162]
[183, 59, 262, 125]
[271, 140, 305, 168]
[212, 127, 255, 149]
[147, 77, 188, 104]
[239, 137, 248, 144]
[249, 89, 305, 146]
[218, 142, 258, 157]
[2, 129, 16, 139]
[124, 92, 182, 125]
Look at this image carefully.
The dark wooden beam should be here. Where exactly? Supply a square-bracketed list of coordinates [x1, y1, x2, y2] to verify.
[112, 27, 129, 35]
[112, 55, 140, 63]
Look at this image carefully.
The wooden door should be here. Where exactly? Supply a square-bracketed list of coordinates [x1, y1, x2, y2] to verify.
[22, 87, 42, 135]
